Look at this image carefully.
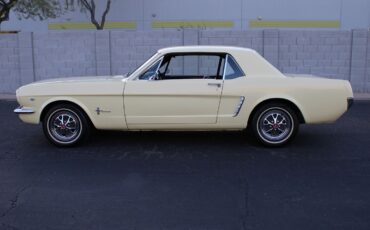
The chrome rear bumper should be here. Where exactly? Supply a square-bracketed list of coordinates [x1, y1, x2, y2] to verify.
[14, 106, 35, 114]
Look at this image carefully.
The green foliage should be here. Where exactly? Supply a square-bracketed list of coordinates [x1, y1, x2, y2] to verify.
[13, 0, 63, 20]
[0, 0, 63, 25]
[64, 0, 85, 12]
[0, 0, 112, 30]
[65, 0, 112, 30]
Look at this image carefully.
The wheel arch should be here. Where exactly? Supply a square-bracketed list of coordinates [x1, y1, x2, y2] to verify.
[39, 98, 96, 128]
[247, 98, 306, 128]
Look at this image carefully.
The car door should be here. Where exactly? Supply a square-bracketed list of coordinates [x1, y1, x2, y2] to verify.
[216, 54, 250, 127]
[124, 53, 225, 127]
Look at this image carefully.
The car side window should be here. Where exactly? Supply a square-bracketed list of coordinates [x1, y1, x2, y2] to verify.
[157, 54, 225, 80]
[138, 59, 162, 80]
[224, 55, 245, 80]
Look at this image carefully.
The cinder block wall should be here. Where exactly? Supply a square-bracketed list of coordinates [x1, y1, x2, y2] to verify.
[33, 31, 96, 81]
[277, 31, 352, 79]
[0, 29, 369, 93]
[0, 34, 21, 92]
[110, 30, 183, 75]
[367, 34, 370, 92]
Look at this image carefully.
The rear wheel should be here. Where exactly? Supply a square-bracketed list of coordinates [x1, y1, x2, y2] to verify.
[42, 104, 90, 147]
[251, 103, 299, 147]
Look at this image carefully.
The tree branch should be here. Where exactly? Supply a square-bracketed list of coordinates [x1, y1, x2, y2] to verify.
[0, 0, 17, 24]
[89, 0, 101, 29]
[78, 0, 111, 30]
[79, 0, 92, 11]
[79, 0, 100, 29]
[100, 0, 110, 29]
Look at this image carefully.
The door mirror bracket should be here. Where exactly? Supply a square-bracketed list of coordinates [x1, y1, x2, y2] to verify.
[148, 72, 160, 81]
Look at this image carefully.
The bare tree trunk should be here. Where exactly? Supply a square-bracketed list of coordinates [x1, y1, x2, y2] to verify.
[79, 0, 111, 30]
[100, 0, 111, 29]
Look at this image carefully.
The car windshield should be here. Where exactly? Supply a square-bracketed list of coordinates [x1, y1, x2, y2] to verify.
[127, 52, 157, 77]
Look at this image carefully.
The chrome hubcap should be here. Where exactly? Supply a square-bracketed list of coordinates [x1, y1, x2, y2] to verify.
[258, 108, 293, 143]
[48, 110, 81, 143]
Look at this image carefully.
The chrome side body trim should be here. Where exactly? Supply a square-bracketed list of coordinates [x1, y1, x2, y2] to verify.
[233, 96, 245, 117]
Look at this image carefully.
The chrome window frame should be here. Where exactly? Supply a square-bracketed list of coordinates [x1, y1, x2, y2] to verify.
[136, 52, 246, 81]
[223, 54, 246, 80]
[136, 56, 164, 81]
[222, 54, 229, 80]
[144, 53, 226, 80]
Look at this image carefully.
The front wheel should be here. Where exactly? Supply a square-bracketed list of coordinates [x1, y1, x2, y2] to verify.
[42, 104, 90, 147]
[251, 103, 299, 147]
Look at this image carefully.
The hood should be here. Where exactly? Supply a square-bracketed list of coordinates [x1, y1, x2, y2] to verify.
[32, 75, 127, 85]
[16, 75, 128, 97]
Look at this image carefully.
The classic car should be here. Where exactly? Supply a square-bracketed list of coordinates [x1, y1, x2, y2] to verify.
[14, 46, 354, 147]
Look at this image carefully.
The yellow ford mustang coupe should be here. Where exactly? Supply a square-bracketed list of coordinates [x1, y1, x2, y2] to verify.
[14, 46, 353, 147]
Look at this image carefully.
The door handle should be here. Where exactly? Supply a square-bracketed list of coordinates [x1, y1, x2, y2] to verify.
[208, 83, 222, 88]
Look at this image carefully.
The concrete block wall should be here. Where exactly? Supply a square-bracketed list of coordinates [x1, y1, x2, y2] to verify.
[0, 29, 369, 94]
[200, 30, 263, 54]
[95, 31, 110, 76]
[110, 30, 182, 75]
[262, 30, 279, 67]
[350, 30, 369, 93]
[32, 31, 96, 80]
[367, 32, 370, 92]
[18, 32, 35, 86]
[277, 31, 352, 80]
[0, 34, 20, 93]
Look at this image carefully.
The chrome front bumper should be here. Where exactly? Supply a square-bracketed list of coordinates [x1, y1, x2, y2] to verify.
[14, 106, 35, 114]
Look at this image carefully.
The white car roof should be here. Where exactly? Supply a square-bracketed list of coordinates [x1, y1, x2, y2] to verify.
[158, 46, 257, 54]
[155, 46, 284, 78]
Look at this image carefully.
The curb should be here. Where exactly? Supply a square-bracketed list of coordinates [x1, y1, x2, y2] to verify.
[0, 94, 16, 100]
[354, 94, 370, 101]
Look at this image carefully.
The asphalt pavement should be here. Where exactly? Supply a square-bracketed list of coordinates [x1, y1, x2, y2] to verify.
[0, 100, 369, 230]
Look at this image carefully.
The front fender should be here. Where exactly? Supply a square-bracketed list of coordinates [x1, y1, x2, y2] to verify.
[17, 96, 97, 127]
[39, 96, 96, 125]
